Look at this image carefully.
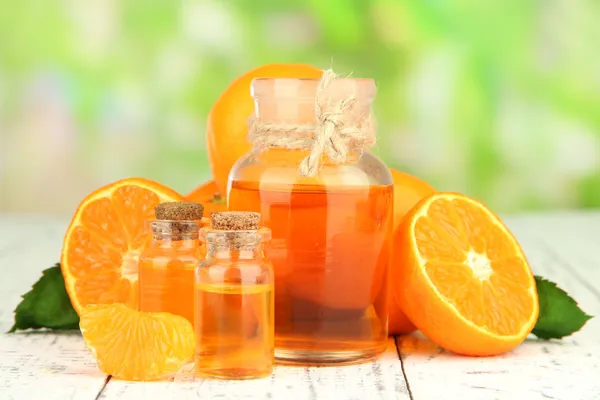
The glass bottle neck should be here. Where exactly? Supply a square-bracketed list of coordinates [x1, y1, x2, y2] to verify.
[150, 235, 199, 249]
[251, 77, 376, 126]
[148, 220, 200, 249]
[205, 244, 265, 261]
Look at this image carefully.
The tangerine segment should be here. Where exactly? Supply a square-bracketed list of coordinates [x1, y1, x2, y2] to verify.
[61, 178, 184, 314]
[414, 217, 466, 262]
[79, 198, 128, 251]
[111, 185, 164, 249]
[397, 193, 538, 356]
[80, 304, 195, 381]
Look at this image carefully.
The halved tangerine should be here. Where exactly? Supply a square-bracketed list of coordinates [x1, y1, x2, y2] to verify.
[60, 178, 184, 313]
[396, 193, 539, 356]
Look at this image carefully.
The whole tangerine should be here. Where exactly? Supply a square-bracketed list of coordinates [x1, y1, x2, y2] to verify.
[185, 179, 227, 216]
[206, 63, 323, 194]
[388, 168, 436, 335]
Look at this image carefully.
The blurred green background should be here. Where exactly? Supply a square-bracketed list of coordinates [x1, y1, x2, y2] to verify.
[1, 0, 599, 215]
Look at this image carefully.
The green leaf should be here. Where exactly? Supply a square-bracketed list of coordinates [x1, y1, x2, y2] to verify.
[533, 276, 593, 340]
[8, 263, 79, 332]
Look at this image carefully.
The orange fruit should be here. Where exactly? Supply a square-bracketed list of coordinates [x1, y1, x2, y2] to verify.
[390, 169, 436, 229]
[396, 193, 539, 355]
[207, 63, 323, 194]
[60, 178, 184, 314]
[388, 169, 436, 335]
[185, 179, 228, 216]
[388, 298, 417, 335]
[80, 303, 195, 381]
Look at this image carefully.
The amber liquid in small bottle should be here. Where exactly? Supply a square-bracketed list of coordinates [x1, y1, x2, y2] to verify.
[229, 180, 392, 363]
[195, 282, 274, 379]
[138, 221, 203, 326]
[195, 225, 274, 379]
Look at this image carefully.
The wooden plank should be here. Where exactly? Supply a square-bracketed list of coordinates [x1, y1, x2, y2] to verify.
[0, 216, 409, 399]
[398, 333, 600, 400]
[2, 213, 600, 399]
[506, 211, 600, 287]
[0, 332, 108, 400]
[0, 216, 108, 399]
[507, 215, 600, 345]
[398, 214, 600, 400]
[0, 216, 68, 333]
[100, 338, 409, 400]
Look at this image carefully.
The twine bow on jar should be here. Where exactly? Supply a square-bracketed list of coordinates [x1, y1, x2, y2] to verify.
[248, 69, 377, 177]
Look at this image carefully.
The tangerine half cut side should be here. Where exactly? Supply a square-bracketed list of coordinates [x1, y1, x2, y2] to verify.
[60, 178, 184, 314]
[396, 193, 539, 356]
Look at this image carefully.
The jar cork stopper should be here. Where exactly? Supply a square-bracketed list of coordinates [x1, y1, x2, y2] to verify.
[155, 202, 204, 220]
[211, 211, 260, 231]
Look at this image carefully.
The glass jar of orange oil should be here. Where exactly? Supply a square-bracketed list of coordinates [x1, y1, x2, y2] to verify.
[227, 72, 393, 365]
[138, 202, 205, 326]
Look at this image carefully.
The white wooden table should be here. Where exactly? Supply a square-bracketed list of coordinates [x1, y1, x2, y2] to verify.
[1, 213, 599, 400]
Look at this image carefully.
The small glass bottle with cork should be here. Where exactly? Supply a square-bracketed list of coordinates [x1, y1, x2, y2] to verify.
[195, 211, 274, 380]
[138, 202, 205, 327]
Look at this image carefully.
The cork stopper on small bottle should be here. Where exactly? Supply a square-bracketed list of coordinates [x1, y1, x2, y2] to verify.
[155, 202, 204, 220]
[152, 202, 204, 240]
[211, 211, 261, 231]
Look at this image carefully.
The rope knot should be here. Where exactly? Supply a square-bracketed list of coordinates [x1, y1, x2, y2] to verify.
[249, 69, 376, 177]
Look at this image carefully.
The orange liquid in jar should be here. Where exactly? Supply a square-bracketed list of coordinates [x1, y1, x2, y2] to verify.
[229, 180, 392, 363]
[195, 283, 274, 379]
[138, 241, 202, 326]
